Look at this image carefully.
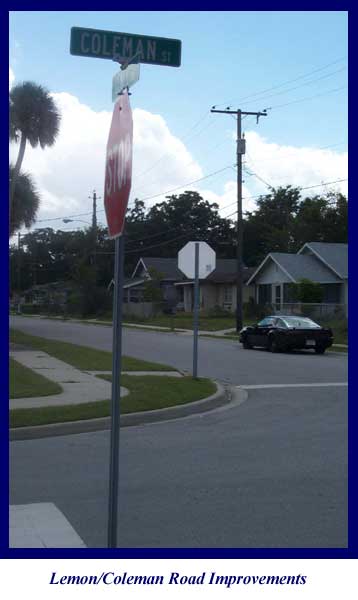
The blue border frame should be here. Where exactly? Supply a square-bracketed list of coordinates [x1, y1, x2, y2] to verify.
[4, 4, 354, 560]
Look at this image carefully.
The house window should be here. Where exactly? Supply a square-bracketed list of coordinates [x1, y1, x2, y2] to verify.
[275, 285, 281, 309]
[223, 286, 232, 303]
[258, 284, 271, 305]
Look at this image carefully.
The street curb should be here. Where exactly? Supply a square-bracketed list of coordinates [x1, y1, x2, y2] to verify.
[10, 381, 230, 441]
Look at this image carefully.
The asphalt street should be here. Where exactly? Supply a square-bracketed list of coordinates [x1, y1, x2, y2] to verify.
[10, 316, 348, 548]
[10, 316, 348, 386]
[10, 386, 347, 548]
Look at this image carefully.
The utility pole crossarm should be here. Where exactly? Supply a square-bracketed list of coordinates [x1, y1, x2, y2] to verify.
[211, 108, 267, 117]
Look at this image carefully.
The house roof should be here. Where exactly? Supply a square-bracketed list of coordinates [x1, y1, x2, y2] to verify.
[174, 259, 255, 284]
[133, 257, 185, 280]
[206, 260, 255, 284]
[247, 252, 341, 285]
[298, 242, 348, 279]
[134, 257, 254, 283]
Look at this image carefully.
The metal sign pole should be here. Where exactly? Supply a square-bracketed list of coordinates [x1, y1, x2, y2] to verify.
[107, 233, 125, 548]
[193, 242, 200, 378]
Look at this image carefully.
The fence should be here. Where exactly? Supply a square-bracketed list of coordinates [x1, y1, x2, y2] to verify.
[273, 303, 347, 320]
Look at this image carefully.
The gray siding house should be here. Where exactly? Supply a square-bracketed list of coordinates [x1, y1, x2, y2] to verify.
[247, 242, 348, 315]
[117, 257, 255, 313]
[175, 259, 255, 313]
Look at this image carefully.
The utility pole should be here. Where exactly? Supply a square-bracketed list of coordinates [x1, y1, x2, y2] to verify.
[17, 232, 22, 314]
[211, 107, 267, 332]
[89, 189, 100, 273]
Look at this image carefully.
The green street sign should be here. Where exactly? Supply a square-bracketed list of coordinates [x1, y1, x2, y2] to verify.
[70, 26, 181, 67]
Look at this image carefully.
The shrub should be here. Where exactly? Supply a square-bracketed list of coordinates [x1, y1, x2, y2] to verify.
[288, 279, 323, 303]
[206, 305, 231, 318]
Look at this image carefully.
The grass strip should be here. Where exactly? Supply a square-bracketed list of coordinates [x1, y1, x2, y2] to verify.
[94, 313, 237, 331]
[10, 375, 216, 428]
[10, 328, 175, 372]
[10, 358, 62, 399]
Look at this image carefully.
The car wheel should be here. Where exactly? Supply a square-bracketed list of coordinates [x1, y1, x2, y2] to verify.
[268, 337, 280, 353]
[315, 346, 326, 355]
[242, 337, 252, 349]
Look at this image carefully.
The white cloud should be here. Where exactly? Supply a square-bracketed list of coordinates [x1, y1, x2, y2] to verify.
[242, 131, 348, 198]
[9, 67, 15, 90]
[9, 75, 348, 234]
[192, 180, 256, 220]
[9, 90, 203, 228]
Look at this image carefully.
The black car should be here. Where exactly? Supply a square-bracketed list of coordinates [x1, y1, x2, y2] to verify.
[239, 315, 333, 354]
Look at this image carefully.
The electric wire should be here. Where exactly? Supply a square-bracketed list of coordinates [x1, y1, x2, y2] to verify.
[214, 56, 347, 108]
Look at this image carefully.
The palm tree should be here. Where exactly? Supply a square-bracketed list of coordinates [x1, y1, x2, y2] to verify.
[9, 165, 41, 236]
[9, 81, 61, 219]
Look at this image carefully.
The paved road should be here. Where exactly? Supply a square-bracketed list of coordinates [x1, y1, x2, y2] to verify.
[10, 316, 348, 547]
[10, 385, 347, 548]
[10, 316, 348, 386]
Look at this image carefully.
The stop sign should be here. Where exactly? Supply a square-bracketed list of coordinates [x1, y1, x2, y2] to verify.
[178, 241, 216, 279]
[104, 91, 133, 239]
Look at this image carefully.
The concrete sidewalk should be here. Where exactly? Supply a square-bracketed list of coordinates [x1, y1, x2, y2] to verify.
[10, 350, 127, 409]
[10, 350, 183, 409]
[9, 349, 229, 548]
[10, 503, 86, 548]
[10, 348, 229, 441]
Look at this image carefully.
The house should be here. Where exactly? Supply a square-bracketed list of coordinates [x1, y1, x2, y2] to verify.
[117, 256, 255, 314]
[247, 242, 348, 316]
[175, 259, 255, 313]
[119, 257, 186, 305]
[23, 281, 75, 306]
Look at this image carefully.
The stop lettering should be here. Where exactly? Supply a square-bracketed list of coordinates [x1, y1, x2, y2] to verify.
[104, 91, 133, 239]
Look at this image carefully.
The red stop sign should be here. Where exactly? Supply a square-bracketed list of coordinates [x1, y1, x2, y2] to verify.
[104, 91, 133, 239]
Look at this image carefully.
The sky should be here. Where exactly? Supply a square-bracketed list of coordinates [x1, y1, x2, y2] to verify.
[9, 10, 348, 235]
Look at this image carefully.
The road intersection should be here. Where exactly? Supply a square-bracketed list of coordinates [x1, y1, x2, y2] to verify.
[9, 316, 348, 548]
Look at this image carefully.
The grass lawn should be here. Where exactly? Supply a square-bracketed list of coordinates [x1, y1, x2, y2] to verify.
[10, 329, 176, 372]
[95, 313, 237, 331]
[10, 375, 216, 428]
[10, 358, 62, 399]
[322, 319, 348, 345]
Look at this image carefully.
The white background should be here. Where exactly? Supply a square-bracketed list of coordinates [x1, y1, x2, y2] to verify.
[0, 559, 356, 599]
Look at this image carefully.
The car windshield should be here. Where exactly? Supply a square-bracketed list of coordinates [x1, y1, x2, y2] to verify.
[280, 317, 320, 329]
[257, 317, 276, 327]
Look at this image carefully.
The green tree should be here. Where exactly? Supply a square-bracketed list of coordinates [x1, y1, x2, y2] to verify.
[9, 166, 40, 236]
[243, 186, 301, 266]
[123, 191, 236, 275]
[243, 187, 348, 266]
[9, 81, 61, 219]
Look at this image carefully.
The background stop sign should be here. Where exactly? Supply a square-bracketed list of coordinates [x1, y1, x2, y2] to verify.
[104, 91, 133, 239]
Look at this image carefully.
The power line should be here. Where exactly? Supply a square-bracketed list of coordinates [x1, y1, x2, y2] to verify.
[125, 180, 348, 254]
[21, 178, 348, 258]
[134, 111, 214, 182]
[214, 56, 347, 108]
[241, 140, 347, 166]
[137, 164, 234, 203]
[35, 175, 348, 229]
[267, 85, 347, 110]
[237, 67, 346, 108]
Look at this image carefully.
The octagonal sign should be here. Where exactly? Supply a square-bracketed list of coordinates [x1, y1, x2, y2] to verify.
[178, 241, 216, 279]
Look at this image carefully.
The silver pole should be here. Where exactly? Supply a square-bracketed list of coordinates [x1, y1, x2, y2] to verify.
[193, 242, 199, 378]
[107, 233, 125, 548]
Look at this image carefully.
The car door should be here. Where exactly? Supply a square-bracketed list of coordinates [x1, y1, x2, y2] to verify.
[250, 317, 276, 347]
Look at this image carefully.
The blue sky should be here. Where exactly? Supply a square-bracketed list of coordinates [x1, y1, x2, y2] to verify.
[9, 10, 348, 230]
